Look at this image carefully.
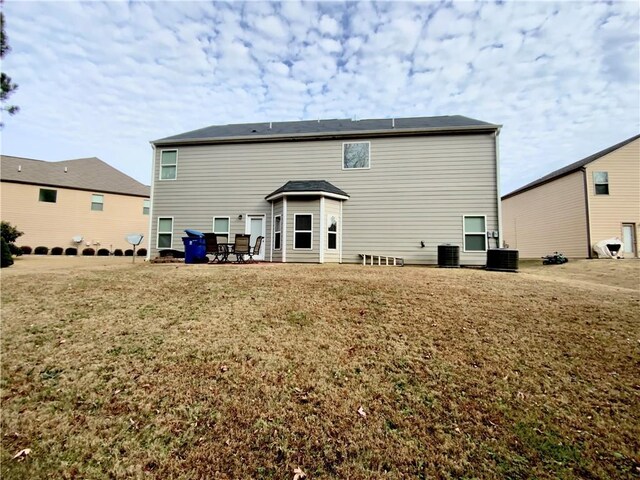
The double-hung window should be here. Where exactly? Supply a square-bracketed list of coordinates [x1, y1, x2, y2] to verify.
[463, 216, 487, 252]
[273, 215, 282, 250]
[39, 188, 57, 203]
[294, 214, 313, 249]
[157, 217, 174, 249]
[327, 215, 337, 250]
[593, 172, 609, 195]
[160, 150, 177, 180]
[91, 194, 104, 211]
[143, 199, 150, 215]
[343, 142, 370, 169]
[213, 217, 230, 243]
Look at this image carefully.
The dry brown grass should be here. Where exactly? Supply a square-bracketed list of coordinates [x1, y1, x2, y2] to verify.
[1, 257, 639, 479]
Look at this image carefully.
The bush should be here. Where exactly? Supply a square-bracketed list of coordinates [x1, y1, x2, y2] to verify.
[65, 247, 78, 256]
[137, 248, 147, 256]
[82, 248, 95, 256]
[1, 222, 24, 257]
[159, 249, 184, 259]
[8, 243, 22, 256]
[124, 249, 134, 256]
[113, 249, 123, 256]
[34, 246, 49, 255]
[1, 238, 13, 268]
[20, 246, 32, 255]
[97, 248, 110, 256]
[50, 247, 63, 255]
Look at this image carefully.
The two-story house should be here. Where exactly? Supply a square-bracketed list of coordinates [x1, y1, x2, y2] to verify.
[149, 116, 502, 265]
[0, 155, 150, 252]
[502, 134, 640, 258]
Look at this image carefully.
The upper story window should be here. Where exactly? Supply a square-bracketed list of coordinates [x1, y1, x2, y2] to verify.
[327, 215, 337, 250]
[273, 215, 282, 250]
[593, 171, 609, 195]
[91, 194, 104, 211]
[463, 215, 487, 252]
[39, 188, 57, 203]
[294, 214, 313, 249]
[143, 199, 150, 215]
[157, 217, 173, 249]
[160, 150, 177, 180]
[343, 142, 370, 169]
[213, 217, 230, 243]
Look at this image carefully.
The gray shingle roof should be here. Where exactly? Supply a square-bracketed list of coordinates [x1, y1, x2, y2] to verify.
[502, 133, 640, 200]
[1, 155, 150, 197]
[153, 115, 499, 145]
[265, 180, 349, 200]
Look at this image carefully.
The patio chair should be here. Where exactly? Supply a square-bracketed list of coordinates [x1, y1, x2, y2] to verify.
[233, 234, 251, 263]
[248, 236, 263, 262]
[204, 233, 226, 263]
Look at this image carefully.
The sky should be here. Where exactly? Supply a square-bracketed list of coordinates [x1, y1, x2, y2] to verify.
[1, 0, 639, 195]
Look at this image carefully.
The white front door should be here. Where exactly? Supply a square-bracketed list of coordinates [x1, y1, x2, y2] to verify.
[246, 215, 266, 260]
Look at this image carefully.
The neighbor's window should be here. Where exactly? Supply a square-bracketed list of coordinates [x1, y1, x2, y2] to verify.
[39, 188, 57, 203]
[213, 217, 230, 243]
[294, 214, 313, 249]
[463, 215, 486, 251]
[160, 150, 177, 180]
[157, 217, 173, 249]
[274, 215, 282, 250]
[594, 171, 609, 195]
[327, 215, 337, 250]
[143, 199, 150, 215]
[343, 142, 370, 169]
[91, 194, 104, 211]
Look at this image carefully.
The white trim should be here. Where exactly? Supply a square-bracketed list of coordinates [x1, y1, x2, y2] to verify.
[293, 213, 313, 250]
[319, 197, 325, 263]
[270, 203, 274, 262]
[495, 131, 502, 248]
[462, 214, 487, 253]
[245, 214, 266, 260]
[342, 141, 371, 170]
[282, 198, 287, 262]
[146, 145, 156, 260]
[265, 191, 349, 202]
[339, 201, 343, 263]
[212, 216, 231, 243]
[158, 149, 178, 181]
[157, 216, 174, 250]
[273, 214, 282, 251]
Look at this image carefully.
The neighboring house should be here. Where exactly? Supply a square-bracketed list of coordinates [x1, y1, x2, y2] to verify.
[149, 116, 502, 265]
[0, 155, 150, 252]
[502, 134, 640, 258]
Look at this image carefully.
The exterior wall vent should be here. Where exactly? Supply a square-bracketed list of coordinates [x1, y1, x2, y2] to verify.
[17, 165, 21, 172]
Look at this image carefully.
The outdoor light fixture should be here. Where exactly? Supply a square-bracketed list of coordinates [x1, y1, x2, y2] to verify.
[238, 214, 243, 220]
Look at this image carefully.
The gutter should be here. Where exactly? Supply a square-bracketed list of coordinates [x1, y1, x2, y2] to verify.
[580, 167, 593, 258]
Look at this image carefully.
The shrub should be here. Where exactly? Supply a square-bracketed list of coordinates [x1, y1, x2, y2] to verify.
[137, 248, 147, 256]
[124, 249, 134, 256]
[97, 248, 110, 256]
[20, 246, 32, 255]
[50, 247, 63, 255]
[34, 246, 49, 255]
[1, 238, 13, 268]
[65, 247, 78, 256]
[113, 249, 123, 256]
[82, 248, 95, 256]
[1, 221, 23, 244]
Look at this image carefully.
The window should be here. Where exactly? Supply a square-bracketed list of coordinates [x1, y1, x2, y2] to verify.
[157, 217, 173, 249]
[594, 171, 609, 195]
[463, 216, 486, 251]
[39, 188, 57, 203]
[327, 215, 337, 250]
[143, 199, 150, 215]
[213, 217, 230, 243]
[294, 214, 313, 249]
[273, 215, 281, 250]
[343, 142, 370, 169]
[91, 194, 104, 211]
[160, 150, 177, 180]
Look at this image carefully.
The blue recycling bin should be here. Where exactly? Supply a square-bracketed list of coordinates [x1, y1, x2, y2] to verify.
[182, 236, 206, 264]
[184, 229, 204, 238]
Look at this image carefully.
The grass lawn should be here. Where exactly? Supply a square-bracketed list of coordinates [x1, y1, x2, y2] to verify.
[1, 257, 639, 479]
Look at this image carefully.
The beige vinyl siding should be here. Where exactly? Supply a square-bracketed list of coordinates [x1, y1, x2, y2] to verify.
[286, 198, 320, 263]
[586, 138, 640, 256]
[0, 181, 149, 251]
[150, 133, 498, 264]
[502, 171, 588, 258]
[271, 200, 283, 262]
[324, 199, 341, 263]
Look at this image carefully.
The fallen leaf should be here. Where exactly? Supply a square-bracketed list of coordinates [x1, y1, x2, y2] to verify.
[12, 448, 31, 461]
[357, 406, 366, 418]
[293, 467, 307, 480]
[220, 365, 228, 373]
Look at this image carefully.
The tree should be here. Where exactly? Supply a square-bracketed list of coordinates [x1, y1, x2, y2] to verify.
[1, 238, 13, 268]
[1, 4, 19, 124]
[1, 220, 23, 256]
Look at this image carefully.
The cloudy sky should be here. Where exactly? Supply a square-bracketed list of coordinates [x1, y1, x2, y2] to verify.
[2, 0, 638, 194]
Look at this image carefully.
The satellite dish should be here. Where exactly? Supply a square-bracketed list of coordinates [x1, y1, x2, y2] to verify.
[72, 235, 83, 244]
[125, 234, 144, 263]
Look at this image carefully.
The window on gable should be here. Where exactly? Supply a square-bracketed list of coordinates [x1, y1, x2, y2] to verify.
[327, 215, 337, 250]
[343, 142, 370, 169]
[594, 171, 609, 195]
[143, 199, 150, 215]
[294, 214, 313, 249]
[464, 216, 487, 252]
[39, 188, 57, 203]
[273, 215, 281, 250]
[160, 150, 177, 180]
[157, 217, 173, 249]
[91, 194, 104, 211]
[213, 217, 230, 243]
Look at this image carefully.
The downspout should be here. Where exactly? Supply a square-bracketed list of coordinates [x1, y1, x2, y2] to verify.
[146, 144, 156, 261]
[494, 129, 503, 247]
[581, 167, 593, 258]
[282, 197, 287, 263]
[319, 197, 325, 263]
[270, 202, 273, 262]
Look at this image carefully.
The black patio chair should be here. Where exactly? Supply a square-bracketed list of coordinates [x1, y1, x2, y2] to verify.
[233, 234, 251, 263]
[248, 236, 263, 262]
[204, 233, 226, 263]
